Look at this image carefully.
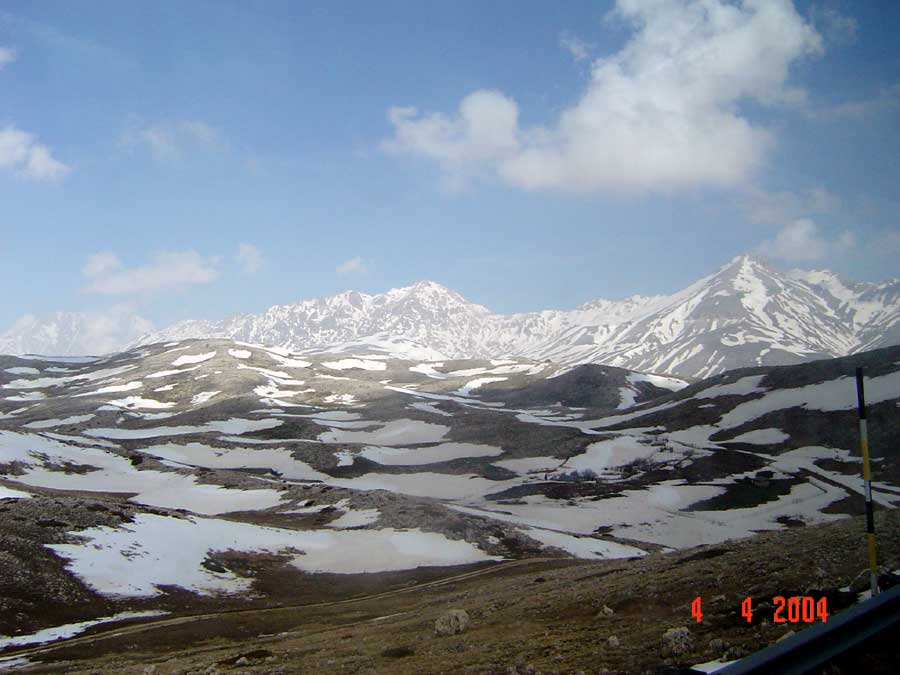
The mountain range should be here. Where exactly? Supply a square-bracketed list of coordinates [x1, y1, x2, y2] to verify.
[2, 255, 898, 379]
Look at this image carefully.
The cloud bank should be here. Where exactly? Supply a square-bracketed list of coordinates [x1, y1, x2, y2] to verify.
[83, 251, 219, 295]
[0, 125, 70, 181]
[120, 120, 221, 162]
[236, 243, 264, 275]
[757, 219, 854, 262]
[336, 256, 366, 275]
[384, 0, 822, 194]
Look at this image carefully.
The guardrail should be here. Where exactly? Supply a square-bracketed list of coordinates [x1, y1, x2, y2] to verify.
[699, 583, 900, 675]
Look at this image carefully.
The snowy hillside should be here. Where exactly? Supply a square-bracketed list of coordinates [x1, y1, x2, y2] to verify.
[0, 338, 898, 642]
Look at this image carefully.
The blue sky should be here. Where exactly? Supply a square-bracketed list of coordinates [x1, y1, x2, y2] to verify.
[1, 0, 899, 342]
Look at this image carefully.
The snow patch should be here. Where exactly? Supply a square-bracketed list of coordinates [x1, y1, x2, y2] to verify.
[726, 428, 790, 444]
[322, 358, 387, 371]
[4, 367, 40, 375]
[0, 485, 32, 500]
[191, 391, 221, 405]
[23, 414, 96, 429]
[454, 377, 507, 397]
[0, 611, 168, 649]
[172, 352, 216, 366]
[147, 366, 200, 379]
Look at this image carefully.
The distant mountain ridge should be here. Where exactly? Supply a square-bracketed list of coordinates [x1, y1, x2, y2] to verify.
[2, 255, 898, 379]
[132, 255, 900, 378]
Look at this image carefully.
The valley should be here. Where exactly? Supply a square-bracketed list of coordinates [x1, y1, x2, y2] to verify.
[1, 336, 898, 672]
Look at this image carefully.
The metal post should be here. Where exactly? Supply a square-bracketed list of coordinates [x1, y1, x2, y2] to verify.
[855, 366, 879, 597]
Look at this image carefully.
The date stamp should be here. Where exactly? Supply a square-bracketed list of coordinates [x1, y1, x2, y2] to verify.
[691, 596, 828, 624]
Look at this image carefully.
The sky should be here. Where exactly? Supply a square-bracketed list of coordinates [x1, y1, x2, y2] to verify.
[2, 0, 899, 348]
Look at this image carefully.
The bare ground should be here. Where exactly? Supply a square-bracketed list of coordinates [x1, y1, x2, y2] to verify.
[5, 508, 899, 675]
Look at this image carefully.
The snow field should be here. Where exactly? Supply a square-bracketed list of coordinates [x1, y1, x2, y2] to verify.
[139, 441, 329, 481]
[718, 369, 900, 428]
[4, 367, 40, 375]
[322, 358, 387, 371]
[695, 374, 767, 399]
[2, 364, 136, 391]
[359, 442, 503, 466]
[408, 401, 453, 417]
[454, 377, 508, 397]
[517, 526, 645, 560]
[47, 513, 498, 597]
[627, 371, 688, 391]
[83, 417, 283, 439]
[409, 363, 445, 378]
[23, 414, 95, 429]
[317, 418, 449, 445]
[0, 431, 283, 514]
[106, 396, 175, 410]
[76, 381, 143, 396]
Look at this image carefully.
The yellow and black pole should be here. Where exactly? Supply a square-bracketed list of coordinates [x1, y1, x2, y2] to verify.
[855, 366, 879, 597]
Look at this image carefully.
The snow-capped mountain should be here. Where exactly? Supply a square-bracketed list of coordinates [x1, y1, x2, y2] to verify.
[3, 256, 899, 379]
[134, 255, 899, 378]
[0, 309, 152, 358]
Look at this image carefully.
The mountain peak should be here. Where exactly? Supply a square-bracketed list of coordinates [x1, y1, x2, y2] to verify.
[388, 280, 486, 311]
[403, 280, 458, 295]
[722, 253, 768, 271]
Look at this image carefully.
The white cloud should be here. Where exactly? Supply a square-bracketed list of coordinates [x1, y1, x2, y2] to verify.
[336, 256, 366, 275]
[740, 186, 841, 224]
[811, 5, 858, 45]
[83, 252, 122, 278]
[559, 32, 591, 62]
[178, 120, 219, 145]
[384, 90, 519, 171]
[236, 243, 264, 275]
[83, 251, 219, 295]
[815, 82, 900, 120]
[384, 0, 822, 193]
[0, 46, 17, 69]
[756, 219, 854, 262]
[120, 120, 221, 162]
[0, 125, 70, 181]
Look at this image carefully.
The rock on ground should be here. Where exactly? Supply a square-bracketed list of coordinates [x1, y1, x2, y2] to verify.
[661, 626, 693, 656]
[435, 609, 471, 636]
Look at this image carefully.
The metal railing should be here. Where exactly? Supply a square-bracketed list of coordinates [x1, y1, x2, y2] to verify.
[698, 583, 900, 675]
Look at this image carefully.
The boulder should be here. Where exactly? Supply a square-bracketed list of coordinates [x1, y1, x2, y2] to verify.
[435, 608, 471, 636]
[661, 626, 693, 656]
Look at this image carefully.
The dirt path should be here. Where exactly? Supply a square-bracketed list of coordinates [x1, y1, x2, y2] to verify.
[1, 557, 559, 666]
